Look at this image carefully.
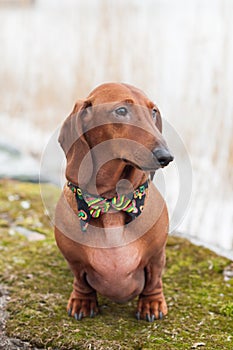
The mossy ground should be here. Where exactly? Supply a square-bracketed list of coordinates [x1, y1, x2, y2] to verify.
[0, 179, 232, 349]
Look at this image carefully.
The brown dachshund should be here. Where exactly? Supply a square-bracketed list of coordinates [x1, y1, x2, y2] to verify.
[55, 83, 173, 322]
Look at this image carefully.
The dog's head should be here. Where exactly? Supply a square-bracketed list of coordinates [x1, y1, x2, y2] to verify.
[59, 83, 173, 186]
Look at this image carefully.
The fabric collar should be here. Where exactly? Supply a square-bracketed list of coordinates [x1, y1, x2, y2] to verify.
[67, 180, 149, 232]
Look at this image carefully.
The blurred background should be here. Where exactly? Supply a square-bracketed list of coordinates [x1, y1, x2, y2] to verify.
[0, 0, 232, 258]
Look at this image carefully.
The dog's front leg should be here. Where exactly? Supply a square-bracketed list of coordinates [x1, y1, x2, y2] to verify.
[55, 228, 99, 320]
[136, 249, 168, 322]
[67, 264, 99, 320]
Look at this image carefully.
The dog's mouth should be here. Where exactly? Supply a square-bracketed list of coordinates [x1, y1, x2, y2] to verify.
[121, 148, 174, 171]
[121, 158, 161, 172]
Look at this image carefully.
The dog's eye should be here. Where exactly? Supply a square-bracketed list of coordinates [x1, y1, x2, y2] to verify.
[115, 107, 128, 117]
[152, 109, 157, 121]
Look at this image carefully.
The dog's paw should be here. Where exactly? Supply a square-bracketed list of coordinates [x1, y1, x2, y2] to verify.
[67, 292, 99, 320]
[136, 294, 168, 322]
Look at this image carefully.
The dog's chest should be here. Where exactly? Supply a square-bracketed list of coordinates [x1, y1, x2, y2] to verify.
[87, 244, 143, 278]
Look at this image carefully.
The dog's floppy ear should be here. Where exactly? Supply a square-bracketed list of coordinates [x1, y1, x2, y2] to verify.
[59, 100, 93, 187]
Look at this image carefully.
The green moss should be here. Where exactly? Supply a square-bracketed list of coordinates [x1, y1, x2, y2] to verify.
[220, 302, 233, 318]
[0, 180, 232, 349]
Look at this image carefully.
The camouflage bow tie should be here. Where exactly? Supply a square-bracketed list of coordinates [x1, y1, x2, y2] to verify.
[68, 181, 148, 232]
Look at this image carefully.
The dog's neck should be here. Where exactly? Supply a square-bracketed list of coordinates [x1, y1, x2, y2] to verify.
[84, 159, 148, 199]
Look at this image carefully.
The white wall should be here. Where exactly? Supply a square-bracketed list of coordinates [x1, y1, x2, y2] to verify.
[0, 0, 232, 257]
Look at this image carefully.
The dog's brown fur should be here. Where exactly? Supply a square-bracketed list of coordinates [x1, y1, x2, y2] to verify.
[55, 83, 173, 321]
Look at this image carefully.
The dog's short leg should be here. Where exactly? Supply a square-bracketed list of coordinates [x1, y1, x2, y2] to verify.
[67, 269, 99, 320]
[136, 250, 167, 322]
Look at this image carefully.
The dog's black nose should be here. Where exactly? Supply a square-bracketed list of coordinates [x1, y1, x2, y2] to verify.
[153, 148, 174, 167]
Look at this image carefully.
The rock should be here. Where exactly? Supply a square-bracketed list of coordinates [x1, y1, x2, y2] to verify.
[223, 263, 233, 281]
[191, 343, 206, 349]
[0, 141, 40, 183]
[12, 226, 45, 241]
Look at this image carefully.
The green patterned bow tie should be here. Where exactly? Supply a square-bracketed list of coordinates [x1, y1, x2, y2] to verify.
[68, 181, 148, 232]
